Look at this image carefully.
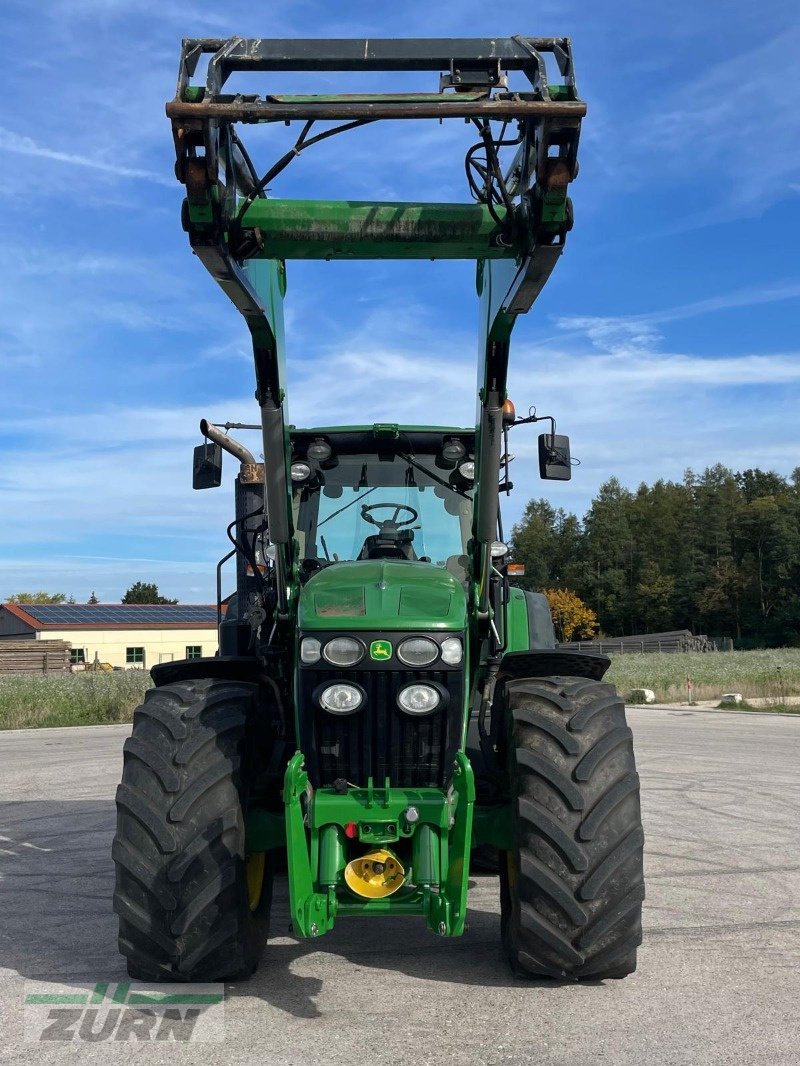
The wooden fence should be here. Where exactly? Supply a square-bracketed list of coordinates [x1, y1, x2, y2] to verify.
[0, 640, 72, 674]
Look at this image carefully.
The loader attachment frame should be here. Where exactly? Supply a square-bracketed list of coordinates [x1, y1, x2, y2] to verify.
[168, 36, 584, 625]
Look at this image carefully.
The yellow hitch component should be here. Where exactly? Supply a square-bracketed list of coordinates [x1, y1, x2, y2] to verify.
[344, 849, 405, 899]
[246, 852, 266, 911]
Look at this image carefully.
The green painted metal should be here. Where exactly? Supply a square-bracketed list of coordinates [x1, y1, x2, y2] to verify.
[244, 808, 286, 852]
[291, 423, 474, 437]
[412, 824, 440, 885]
[281, 751, 475, 938]
[472, 802, 514, 851]
[505, 586, 531, 653]
[239, 199, 516, 261]
[282, 753, 331, 936]
[271, 92, 487, 104]
[318, 825, 346, 886]
[297, 559, 468, 631]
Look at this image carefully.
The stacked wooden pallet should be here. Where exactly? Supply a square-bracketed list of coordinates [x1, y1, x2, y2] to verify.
[560, 630, 715, 654]
[0, 640, 72, 674]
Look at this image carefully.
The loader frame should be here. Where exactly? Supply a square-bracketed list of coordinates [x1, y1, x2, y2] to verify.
[168, 36, 584, 622]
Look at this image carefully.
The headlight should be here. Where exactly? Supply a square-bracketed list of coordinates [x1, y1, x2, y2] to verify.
[440, 637, 463, 665]
[323, 637, 365, 667]
[458, 460, 475, 480]
[291, 461, 312, 481]
[319, 683, 363, 714]
[397, 637, 438, 667]
[300, 637, 321, 664]
[397, 683, 440, 715]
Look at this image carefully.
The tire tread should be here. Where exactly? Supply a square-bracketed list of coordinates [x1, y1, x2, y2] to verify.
[501, 676, 645, 981]
[113, 678, 272, 982]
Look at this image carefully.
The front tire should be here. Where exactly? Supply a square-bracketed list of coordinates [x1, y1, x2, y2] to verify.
[500, 676, 644, 980]
[113, 678, 273, 981]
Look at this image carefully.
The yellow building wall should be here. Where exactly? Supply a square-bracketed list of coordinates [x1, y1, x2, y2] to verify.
[34, 627, 218, 669]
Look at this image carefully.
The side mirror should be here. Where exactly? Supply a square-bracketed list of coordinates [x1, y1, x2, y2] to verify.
[538, 433, 572, 481]
[193, 441, 223, 489]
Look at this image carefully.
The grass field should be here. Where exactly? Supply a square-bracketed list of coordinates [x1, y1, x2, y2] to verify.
[606, 648, 800, 704]
[1, 647, 799, 729]
[0, 671, 152, 730]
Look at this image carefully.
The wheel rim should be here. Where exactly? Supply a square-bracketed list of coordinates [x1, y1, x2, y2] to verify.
[246, 852, 266, 911]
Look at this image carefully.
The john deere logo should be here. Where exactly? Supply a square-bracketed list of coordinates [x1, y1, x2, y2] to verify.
[370, 640, 392, 661]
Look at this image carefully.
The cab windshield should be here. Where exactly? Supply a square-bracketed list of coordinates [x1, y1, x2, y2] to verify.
[293, 450, 472, 573]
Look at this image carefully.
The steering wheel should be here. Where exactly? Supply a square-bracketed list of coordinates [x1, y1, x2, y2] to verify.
[361, 502, 419, 528]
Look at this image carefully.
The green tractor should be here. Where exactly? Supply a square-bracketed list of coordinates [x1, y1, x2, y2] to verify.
[113, 36, 644, 982]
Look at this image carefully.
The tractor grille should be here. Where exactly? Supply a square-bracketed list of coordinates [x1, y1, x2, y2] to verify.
[298, 667, 464, 789]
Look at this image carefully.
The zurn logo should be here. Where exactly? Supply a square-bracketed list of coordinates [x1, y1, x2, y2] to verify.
[23, 981, 224, 1043]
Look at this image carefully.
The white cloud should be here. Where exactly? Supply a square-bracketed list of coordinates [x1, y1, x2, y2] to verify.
[631, 22, 800, 218]
[0, 127, 173, 186]
[554, 279, 800, 353]
[3, 324, 799, 601]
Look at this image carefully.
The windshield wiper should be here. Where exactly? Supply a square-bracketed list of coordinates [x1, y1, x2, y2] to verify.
[396, 452, 472, 501]
[317, 485, 379, 529]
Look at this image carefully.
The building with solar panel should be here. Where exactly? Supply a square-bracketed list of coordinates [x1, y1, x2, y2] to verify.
[0, 603, 220, 670]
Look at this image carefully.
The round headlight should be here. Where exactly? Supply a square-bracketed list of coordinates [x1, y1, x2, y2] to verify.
[458, 460, 475, 481]
[300, 637, 321, 664]
[397, 637, 438, 667]
[323, 637, 364, 667]
[307, 438, 332, 462]
[440, 637, 463, 666]
[291, 462, 312, 481]
[397, 683, 440, 715]
[319, 683, 363, 714]
[442, 438, 466, 463]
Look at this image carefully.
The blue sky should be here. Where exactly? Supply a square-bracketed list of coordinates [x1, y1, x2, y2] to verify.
[1, 1, 798, 603]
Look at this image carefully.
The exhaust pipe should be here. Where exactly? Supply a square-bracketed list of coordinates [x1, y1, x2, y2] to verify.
[199, 419, 257, 466]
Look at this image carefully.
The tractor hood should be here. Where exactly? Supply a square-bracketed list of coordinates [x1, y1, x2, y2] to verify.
[297, 560, 467, 631]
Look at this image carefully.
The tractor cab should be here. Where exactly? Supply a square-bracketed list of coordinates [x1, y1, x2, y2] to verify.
[290, 427, 474, 581]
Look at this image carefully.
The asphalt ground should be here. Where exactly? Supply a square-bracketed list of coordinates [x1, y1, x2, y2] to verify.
[0, 707, 798, 1065]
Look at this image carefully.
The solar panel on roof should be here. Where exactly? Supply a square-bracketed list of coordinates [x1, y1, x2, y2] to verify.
[19, 603, 217, 624]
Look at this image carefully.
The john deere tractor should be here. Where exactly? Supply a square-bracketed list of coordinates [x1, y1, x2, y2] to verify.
[113, 37, 644, 983]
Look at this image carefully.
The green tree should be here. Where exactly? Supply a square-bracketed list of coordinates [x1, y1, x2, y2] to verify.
[510, 500, 585, 592]
[121, 582, 178, 605]
[510, 463, 799, 646]
[7, 592, 67, 604]
[582, 477, 634, 634]
[635, 562, 676, 632]
[696, 557, 745, 640]
[88, 591, 99, 604]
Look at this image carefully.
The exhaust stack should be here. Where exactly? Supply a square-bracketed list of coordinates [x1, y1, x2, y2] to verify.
[199, 418, 257, 466]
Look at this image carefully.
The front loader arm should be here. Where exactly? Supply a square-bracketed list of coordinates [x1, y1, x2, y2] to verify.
[168, 36, 584, 619]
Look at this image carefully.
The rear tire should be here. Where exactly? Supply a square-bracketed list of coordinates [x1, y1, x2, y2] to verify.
[113, 678, 273, 981]
[500, 676, 644, 980]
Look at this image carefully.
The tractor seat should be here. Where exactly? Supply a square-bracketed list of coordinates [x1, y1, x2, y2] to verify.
[358, 526, 417, 561]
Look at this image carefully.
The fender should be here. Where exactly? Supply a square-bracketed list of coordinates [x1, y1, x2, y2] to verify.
[150, 655, 262, 688]
[499, 649, 611, 682]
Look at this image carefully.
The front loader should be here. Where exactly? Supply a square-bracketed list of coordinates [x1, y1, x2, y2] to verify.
[113, 36, 644, 982]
